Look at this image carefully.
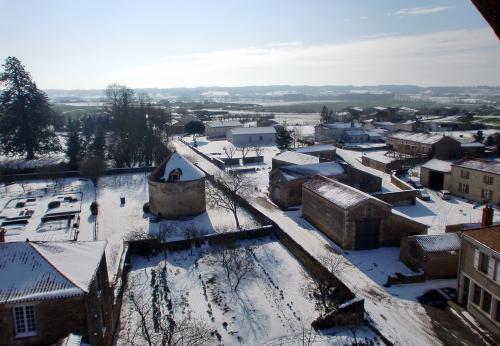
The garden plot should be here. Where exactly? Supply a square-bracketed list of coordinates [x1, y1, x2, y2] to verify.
[0, 190, 84, 242]
[119, 237, 381, 346]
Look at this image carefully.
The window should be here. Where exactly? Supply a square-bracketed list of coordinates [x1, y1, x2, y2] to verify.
[481, 189, 492, 200]
[365, 207, 372, 218]
[259, 135, 263, 141]
[13, 305, 36, 337]
[482, 291, 492, 314]
[472, 284, 482, 305]
[459, 183, 469, 194]
[483, 175, 493, 185]
[461, 170, 470, 179]
[168, 169, 182, 182]
[248, 136, 252, 142]
[96, 270, 102, 295]
[479, 252, 489, 274]
[100, 306, 106, 335]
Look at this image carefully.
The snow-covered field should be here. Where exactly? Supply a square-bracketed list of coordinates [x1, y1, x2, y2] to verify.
[118, 237, 381, 346]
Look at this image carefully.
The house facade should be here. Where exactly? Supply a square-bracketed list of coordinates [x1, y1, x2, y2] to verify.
[205, 120, 242, 139]
[0, 241, 113, 346]
[148, 150, 206, 219]
[314, 122, 359, 143]
[227, 127, 276, 146]
[457, 225, 500, 337]
[447, 158, 500, 205]
[386, 131, 462, 160]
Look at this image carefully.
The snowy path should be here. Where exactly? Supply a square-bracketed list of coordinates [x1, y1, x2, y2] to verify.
[173, 139, 449, 345]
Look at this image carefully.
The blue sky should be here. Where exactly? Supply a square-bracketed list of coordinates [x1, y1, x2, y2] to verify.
[0, 0, 498, 88]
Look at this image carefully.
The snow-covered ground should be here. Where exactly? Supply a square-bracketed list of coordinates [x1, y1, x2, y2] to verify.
[118, 237, 381, 346]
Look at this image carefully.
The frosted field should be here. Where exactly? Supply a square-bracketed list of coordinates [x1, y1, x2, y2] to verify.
[118, 237, 381, 346]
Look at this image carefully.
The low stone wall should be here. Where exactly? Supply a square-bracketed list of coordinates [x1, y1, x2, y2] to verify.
[384, 272, 425, 287]
[220, 157, 241, 166]
[390, 173, 415, 191]
[242, 156, 264, 164]
[373, 190, 417, 206]
[382, 213, 428, 246]
[362, 155, 389, 172]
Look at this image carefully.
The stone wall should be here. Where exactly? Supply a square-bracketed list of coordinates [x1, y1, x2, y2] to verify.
[148, 178, 206, 219]
[373, 190, 417, 206]
[242, 156, 264, 164]
[343, 165, 381, 193]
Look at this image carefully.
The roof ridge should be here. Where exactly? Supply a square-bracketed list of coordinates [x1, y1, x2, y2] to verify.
[29, 242, 88, 293]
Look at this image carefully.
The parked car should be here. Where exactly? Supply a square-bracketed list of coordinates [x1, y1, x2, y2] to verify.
[413, 182, 424, 189]
[417, 189, 431, 201]
[438, 190, 451, 200]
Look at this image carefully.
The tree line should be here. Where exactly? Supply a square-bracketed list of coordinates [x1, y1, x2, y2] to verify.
[0, 57, 173, 169]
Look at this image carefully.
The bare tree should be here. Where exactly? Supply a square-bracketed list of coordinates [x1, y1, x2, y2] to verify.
[222, 145, 237, 160]
[253, 146, 264, 157]
[207, 173, 251, 229]
[216, 245, 256, 292]
[79, 156, 106, 200]
[122, 267, 216, 346]
[295, 319, 318, 346]
[301, 250, 344, 313]
[237, 146, 252, 160]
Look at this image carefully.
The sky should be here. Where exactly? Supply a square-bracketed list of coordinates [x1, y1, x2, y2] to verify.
[0, 0, 499, 89]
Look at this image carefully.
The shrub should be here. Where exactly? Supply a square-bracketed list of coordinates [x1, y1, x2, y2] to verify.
[90, 201, 99, 215]
[143, 202, 150, 214]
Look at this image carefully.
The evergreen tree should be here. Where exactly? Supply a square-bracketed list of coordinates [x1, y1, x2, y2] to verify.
[320, 105, 329, 123]
[0, 56, 61, 159]
[184, 120, 205, 143]
[275, 125, 293, 149]
[65, 118, 83, 168]
[91, 128, 106, 160]
[474, 130, 484, 143]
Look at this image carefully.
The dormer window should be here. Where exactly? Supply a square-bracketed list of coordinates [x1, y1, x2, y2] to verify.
[168, 168, 182, 182]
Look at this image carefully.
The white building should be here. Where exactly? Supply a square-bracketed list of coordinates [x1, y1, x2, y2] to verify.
[227, 127, 276, 146]
[205, 120, 242, 139]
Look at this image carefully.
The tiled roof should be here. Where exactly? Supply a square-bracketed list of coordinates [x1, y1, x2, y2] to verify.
[414, 233, 460, 253]
[388, 131, 446, 144]
[0, 241, 106, 304]
[452, 158, 500, 175]
[303, 175, 389, 209]
[280, 162, 344, 181]
[421, 159, 453, 173]
[464, 225, 500, 253]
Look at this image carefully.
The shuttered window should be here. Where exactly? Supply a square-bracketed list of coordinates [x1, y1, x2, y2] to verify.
[473, 249, 479, 269]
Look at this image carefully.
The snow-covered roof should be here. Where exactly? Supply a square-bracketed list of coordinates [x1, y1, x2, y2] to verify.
[421, 159, 452, 173]
[0, 241, 106, 304]
[413, 233, 460, 254]
[388, 131, 446, 144]
[280, 162, 345, 181]
[206, 120, 241, 128]
[274, 151, 319, 165]
[303, 176, 389, 209]
[159, 151, 205, 182]
[230, 127, 276, 135]
[344, 130, 368, 136]
[293, 144, 336, 154]
[374, 122, 394, 126]
[452, 158, 500, 175]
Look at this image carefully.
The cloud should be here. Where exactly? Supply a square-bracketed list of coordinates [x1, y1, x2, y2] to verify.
[102, 28, 500, 88]
[393, 6, 453, 16]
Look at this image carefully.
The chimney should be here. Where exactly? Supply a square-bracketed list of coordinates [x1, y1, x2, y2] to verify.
[481, 204, 494, 227]
[0, 228, 6, 243]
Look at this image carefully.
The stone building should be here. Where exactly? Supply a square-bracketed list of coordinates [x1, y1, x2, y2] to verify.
[205, 120, 241, 139]
[0, 241, 113, 346]
[386, 131, 462, 160]
[269, 162, 382, 209]
[302, 176, 426, 249]
[148, 151, 206, 219]
[457, 225, 500, 337]
[400, 233, 461, 279]
[420, 157, 500, 204]
[314, 122, 360, 142]
[227, 127, 276, 146]
[302, 176, 392, 250]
